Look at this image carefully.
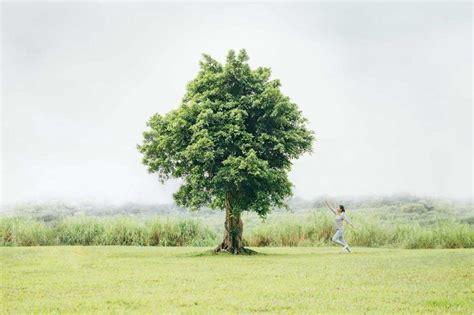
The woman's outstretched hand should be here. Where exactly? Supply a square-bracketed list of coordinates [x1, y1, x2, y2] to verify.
[324, 200, 337, 214]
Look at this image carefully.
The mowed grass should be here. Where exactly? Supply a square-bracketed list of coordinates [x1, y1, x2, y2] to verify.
[1, 247, 472, 314]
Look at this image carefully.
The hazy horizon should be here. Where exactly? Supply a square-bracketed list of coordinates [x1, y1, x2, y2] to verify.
[1, 2, 472, 206]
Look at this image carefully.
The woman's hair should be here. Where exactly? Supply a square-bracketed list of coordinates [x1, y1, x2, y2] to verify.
[339, 205, 345, 212]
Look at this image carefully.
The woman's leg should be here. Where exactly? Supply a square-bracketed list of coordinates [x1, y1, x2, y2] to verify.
[332, 230, 346, 247]
[339, 232, 352, 252]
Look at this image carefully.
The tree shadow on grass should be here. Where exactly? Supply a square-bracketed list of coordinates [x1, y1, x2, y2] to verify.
[182, 247, 370, 258]
[189, 248, 263, 257]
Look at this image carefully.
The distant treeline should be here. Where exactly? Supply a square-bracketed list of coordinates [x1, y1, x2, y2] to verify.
[1, 213, 473, 249]
[1, 195, 472, 223]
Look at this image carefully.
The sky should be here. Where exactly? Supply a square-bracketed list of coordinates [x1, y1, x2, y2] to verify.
[1, 2, 472, 206]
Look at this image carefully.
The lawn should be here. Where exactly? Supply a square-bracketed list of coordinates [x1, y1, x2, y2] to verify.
[1, 247, 472, 314]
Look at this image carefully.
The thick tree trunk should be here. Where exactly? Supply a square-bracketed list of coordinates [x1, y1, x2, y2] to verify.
[215, 193, 255, 255]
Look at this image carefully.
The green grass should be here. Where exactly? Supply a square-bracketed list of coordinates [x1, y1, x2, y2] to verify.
[1, 247, 472, 313]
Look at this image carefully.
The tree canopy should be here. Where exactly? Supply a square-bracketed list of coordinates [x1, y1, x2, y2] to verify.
[138, 49, 314, 219]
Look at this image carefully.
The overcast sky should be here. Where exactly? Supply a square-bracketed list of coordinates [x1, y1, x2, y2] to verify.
[1, 2, 472, 205]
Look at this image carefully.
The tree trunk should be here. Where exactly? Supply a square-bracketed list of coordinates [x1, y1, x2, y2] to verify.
[215, 193, 255, 255]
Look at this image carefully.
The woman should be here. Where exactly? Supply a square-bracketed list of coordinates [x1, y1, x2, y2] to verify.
[324, 200, 355, 253]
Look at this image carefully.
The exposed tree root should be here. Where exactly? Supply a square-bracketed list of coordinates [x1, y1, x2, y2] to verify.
[214, 245, 258, 255]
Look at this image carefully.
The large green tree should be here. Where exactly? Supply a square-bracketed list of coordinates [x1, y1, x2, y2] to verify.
[138, 49, 314, 254]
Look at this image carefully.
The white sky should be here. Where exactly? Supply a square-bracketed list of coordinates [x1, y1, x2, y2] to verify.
[1, 2, 472, 205]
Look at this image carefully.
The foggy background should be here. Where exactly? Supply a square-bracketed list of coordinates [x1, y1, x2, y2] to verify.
[1, 2, 472, 206]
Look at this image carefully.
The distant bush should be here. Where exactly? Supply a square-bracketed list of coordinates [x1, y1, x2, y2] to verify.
[460, 216, 474, 225]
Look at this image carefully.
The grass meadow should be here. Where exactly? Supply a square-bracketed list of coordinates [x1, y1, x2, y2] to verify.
[1, 246, 472, 313]
[1, 200, 472, 313]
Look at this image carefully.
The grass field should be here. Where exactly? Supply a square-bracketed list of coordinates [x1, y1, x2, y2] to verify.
[1, 247, 472, 314]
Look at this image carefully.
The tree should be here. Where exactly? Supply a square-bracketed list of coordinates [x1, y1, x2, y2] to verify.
[138, 49, 314, 254]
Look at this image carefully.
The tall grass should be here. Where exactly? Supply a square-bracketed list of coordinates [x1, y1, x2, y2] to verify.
[55, 217, 106, 245]
[148, 218, 218, 246]
[244, 213, 473, 249]
[0, 216, 218, 247]
[0, 218, 55, 246]
[1, 213, 472, 248]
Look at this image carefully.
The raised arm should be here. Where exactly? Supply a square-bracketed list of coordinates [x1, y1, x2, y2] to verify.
[324, 200, 337, 214]
[343, 214, 355, 228]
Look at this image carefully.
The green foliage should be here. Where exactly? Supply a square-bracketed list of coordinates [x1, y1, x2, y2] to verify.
[138, 49, 314, 216]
